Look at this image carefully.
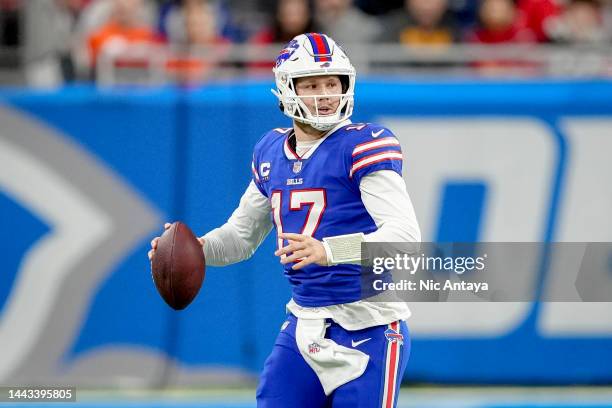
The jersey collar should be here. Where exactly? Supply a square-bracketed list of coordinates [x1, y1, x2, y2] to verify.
[283, 119, 352, 161]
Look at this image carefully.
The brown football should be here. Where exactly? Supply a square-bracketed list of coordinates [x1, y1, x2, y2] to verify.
[151, 222, 205, 310]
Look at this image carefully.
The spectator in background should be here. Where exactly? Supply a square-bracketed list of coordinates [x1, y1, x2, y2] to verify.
[314, 0, 381, 47]
[23, 0, 88, 87]
[354, 0, 403, 15]
[545, 0, 610, 43]
[249, 0, 317, 71]
[161, 0, 226, 44]
[0, 0, 21, 48]
[165, 0, 230, 84]
[467, 0, 538, 75]
[447, 0, 480, 30]
[86, 0, 158, 71]
[517, 0, 561, 41]
[74, 0, 157, 77]
[180, 0, 225, 45]
[379, 0, 459, 47]
[466, 0, 535, 43]
[160, 0, 243, 43]
[251, 0, 317, 45]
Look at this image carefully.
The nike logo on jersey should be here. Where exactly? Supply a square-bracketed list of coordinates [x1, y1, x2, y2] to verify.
[351, 338, 371, 347]
[371, 129, 384, 138]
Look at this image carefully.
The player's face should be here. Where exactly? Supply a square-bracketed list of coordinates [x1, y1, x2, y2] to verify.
[294, 75, 342, 117]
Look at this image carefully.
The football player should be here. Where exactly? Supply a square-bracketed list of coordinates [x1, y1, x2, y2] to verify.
[150, 32, 420, 408]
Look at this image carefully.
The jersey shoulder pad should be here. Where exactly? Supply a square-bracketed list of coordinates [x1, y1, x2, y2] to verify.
[253, 127, 292, 154]
[339, 123, 403, 182]
[339, 122, 400, 155]
[339, 122, 397, 148]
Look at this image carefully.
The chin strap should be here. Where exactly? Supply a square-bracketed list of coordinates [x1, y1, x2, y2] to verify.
[310, 122, 337, 131]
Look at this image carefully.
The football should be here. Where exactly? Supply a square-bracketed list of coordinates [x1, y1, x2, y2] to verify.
[151, 222, 205, 310]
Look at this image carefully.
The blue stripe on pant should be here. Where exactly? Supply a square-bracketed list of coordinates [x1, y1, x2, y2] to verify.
[256, 314, 410, 408]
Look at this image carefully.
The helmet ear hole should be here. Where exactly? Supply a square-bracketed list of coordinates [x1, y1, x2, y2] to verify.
[339, 75, 349, 93]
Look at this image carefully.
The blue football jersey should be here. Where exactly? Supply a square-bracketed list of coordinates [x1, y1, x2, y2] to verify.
[252, 122, 403, 307]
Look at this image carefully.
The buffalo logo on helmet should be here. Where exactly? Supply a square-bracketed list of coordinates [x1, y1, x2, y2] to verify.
[275, 39, 300, 68]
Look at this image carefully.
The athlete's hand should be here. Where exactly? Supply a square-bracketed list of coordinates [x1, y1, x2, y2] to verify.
[148, 223, 204, 261]
[275, 233, 328, 270]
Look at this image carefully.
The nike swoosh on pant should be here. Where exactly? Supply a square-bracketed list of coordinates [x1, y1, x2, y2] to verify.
[351, 338, 372, 347]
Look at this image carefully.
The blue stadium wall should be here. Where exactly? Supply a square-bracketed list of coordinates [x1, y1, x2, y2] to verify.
[1, 79, 611, 386]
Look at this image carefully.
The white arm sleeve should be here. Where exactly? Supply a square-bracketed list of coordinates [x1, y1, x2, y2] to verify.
[322, 170, 421, 265]
[361, 170, 421, 243]
[202, 181, 273, 266]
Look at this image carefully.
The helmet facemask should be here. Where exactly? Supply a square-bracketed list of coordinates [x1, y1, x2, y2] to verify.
[273, 73, 355, 131]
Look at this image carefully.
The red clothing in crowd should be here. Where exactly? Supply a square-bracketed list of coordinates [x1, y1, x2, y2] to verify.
[517, 0, 561, 41]
[467, 24, 536, 43]
[88, 22, 159, 67]
[248, 28, 283, 71]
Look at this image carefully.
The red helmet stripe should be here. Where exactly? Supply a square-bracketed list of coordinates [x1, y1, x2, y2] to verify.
[306, 33, 332, 62]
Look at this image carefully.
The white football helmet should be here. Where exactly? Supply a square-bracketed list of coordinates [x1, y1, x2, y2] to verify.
[272, 33, 356, 131]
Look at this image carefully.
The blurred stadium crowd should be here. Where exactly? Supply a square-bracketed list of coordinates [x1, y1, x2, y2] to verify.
[0, 0, 611, 86]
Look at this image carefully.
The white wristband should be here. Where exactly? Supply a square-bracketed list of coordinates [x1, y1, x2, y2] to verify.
[322, 233, 366, 265]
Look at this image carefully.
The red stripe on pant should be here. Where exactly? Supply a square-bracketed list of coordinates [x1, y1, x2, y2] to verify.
[385, 321, 399, 408]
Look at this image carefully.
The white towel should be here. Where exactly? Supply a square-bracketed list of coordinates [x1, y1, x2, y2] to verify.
[295, 317, 369, 395]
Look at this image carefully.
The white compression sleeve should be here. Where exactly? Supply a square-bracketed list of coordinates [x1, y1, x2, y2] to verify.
[323, 170, 421, 265]
[202, 181, 273, 266]
[361, 170, 421, 243]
